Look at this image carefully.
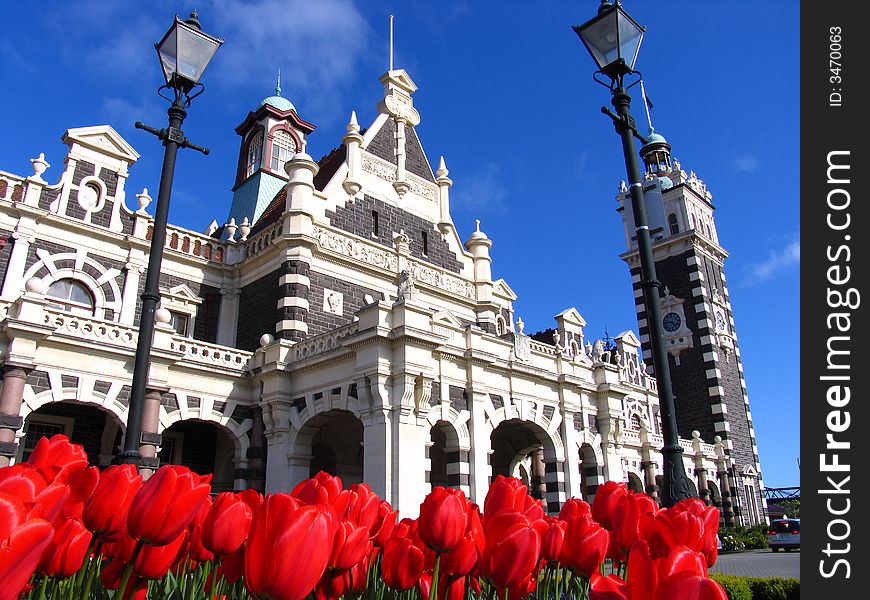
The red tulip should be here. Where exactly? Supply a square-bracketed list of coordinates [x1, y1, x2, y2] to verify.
[560, 513, 609, 577]
[607, 492, 658, 562]
[59, 465, 99, 521]
[202, 490, 257, 556]
[332, 483, 379, 532]
[83, 464, 142, 541]
[540, 515, 566, 563]
[328, 520, 371, 572]
[418, 487, 469, 553]
[483, 476, 528, 523]
[134, 531, 188, 580]
[188, 496, 214, 562]
[558, 497, 591, 522]
[640, 498, 720, 567]
[370, 500, 398, 547]
[653, 571, 728, 600]
[590, 572, 628, 600]
[441, 504, 484, 577]
[0, 464, 46, 503]
[126, 465, 211, 546]
[244, 493, 338, 600]
[0, 492, 54, 600]
[417, 570, 466, 600]
[382, 535, 426, 590]
[591, 481, 628, 530]
[38, 517, 92, 577]
[100, 558, 148, 600]
[25, 434, 89, 484]
[292, 471, 343, 505]
[480, 510, 544, 588]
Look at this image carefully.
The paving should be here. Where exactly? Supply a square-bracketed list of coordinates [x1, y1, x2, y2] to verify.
[710, 549, 800, 580]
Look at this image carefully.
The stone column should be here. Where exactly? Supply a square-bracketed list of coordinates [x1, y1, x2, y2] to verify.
[697, 467, 711, 505]
[137, 388, 163, 478]
[0, 366, 29, 467]
[641, 458, 660, 504]
[246, 406, 267, 493]
[718, 467, 735, 526]
[467, 387, 491, 506]
[530, 447, 546, 502]
[217, 287, 241, 347]
[0, 229, 34, 301]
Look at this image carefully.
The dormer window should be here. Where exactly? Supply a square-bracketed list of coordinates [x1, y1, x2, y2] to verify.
[270, 129, 296, 174]
[246, 132, 263, 177]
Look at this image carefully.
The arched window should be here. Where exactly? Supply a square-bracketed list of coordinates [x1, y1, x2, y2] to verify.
[46, 279, 94, 316]
[246, 132, 263, 177]
[270, 129, 297, 173]
[668, 213, 679, 235]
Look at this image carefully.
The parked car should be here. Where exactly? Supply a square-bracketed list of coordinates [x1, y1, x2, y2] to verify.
[767, 518, 800, 551]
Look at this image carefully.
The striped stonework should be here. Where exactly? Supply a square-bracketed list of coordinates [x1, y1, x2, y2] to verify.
[277, 259, 310, 342]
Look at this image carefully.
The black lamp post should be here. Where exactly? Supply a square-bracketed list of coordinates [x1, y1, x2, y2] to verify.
[117, 12, 223, 467]
[573, 0, 691, 506]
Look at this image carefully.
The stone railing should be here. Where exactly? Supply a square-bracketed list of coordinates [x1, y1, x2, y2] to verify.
[0, 172, 25, 202]
[147, 224, 228, 264]
[169, 337, 252, 371]
[292, 321, 359, 361]
[617, 355, 658, 393]
[43, 309, 139, 349]
[528, 339, 558, 356]
[245, 222, 283, 258]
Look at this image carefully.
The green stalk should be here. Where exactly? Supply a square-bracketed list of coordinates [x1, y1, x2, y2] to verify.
[37, 575, 49, 600]
[428, 554, 442, 600]
[116, 540, 144, 600]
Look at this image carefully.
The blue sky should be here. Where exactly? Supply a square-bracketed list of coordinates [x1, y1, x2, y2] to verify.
[0, 1, 799, 489]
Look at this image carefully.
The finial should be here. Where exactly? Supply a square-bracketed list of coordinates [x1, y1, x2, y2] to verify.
[347, 110, 359, 133]
[276, 69, 282, 96]
[475, 219, 480, 232]
[185, 10, 202, 30]
[437, 156, 448, 178]
[389, 15, 394, 71]
[598, 0, 614, 14]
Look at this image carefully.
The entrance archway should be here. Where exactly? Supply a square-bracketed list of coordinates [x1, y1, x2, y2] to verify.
[20, 402, 122, 467]
[306, 410, 364, 485]
[491, 420, 556, 509]
[159, 420, 236, 493]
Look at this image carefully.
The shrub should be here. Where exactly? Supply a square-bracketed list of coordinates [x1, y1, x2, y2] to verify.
[718, 525, 768, 551]
[746, 577, 801, 600]
[742, 525, 769, 550]
[718, 528, 745, 552]
[710, 574, 800, 600]
[711, 573, 752, 600]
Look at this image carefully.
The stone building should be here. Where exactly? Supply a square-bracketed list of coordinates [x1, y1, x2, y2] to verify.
[0, 66, 756, 523]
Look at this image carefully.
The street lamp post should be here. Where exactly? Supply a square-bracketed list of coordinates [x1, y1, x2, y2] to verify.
[573, 0, 691, 506]
[117, 12, 223, 467]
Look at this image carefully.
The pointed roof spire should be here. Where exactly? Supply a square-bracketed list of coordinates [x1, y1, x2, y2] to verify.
[276, 68, 282, 96]
[260, 68, 295, 111]
[436, 156, 448, 178]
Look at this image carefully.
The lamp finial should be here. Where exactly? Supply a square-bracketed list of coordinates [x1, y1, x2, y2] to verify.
[185, 10, 202, 30]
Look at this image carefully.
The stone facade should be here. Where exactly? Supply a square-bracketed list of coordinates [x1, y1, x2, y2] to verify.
[0, 70, 738, 521]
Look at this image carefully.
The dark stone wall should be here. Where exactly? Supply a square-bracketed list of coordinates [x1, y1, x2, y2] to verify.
[326, 194, 462, 273]
[366, 118, 434, 182]
[237, 267, 282, 351]
[306, 270, 383, 337]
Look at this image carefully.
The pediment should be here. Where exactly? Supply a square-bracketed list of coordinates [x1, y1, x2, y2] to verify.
[431, 309, 464, 328]
[555, 307, 586, 327]
[615, 330, 641, 347]
[379, 69, 418, 94]
[163, 283, 202, 305]
[62, 125, 140, 164]
[492, 279, 517, 301]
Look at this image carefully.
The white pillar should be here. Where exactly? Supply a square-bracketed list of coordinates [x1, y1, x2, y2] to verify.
[217, 287, 240, 347]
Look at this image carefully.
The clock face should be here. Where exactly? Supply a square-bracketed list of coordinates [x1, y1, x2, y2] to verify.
[663, 312, 681, 332]
[715, 311, 727, 331]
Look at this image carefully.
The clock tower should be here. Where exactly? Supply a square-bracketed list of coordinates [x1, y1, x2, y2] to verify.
[617, 131, 766, 526]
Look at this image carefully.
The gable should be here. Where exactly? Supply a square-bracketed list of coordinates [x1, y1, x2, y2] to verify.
[62, 125, 140, 165]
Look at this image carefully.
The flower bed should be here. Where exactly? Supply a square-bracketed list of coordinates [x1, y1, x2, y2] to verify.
[0, 435, 728, 599]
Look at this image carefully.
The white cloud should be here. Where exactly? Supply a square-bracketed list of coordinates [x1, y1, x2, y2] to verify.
[733, 154, 761, 172]
[209, 0, 371, 112]
[452, 163, 508, 216]
[744, 239, 799, 284]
